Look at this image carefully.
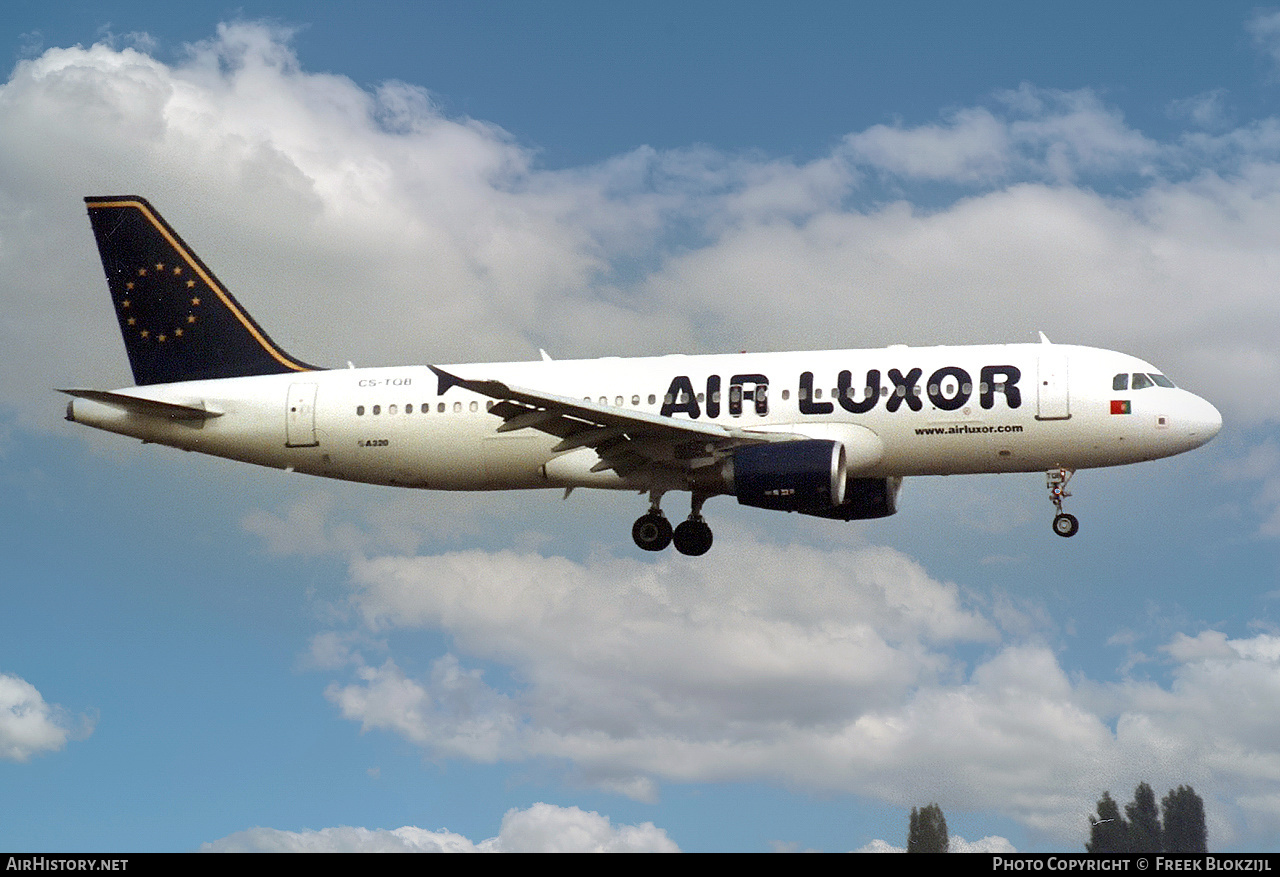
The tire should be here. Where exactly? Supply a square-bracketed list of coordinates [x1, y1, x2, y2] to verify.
[1052, 513, 1079, 538]
[632, 513, 673, 551]
[672, 519, 713, 556]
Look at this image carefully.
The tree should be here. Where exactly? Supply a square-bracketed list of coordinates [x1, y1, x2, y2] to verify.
[1087, 792, 1130, 853]
[907, 803, 948, 853]
[1126, 782, 1162, 852]
[1162, 786, 1208, 853]
[1086, 783, 1209, 853]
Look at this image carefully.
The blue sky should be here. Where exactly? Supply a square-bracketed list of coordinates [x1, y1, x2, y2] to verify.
[5, 0, 1280, 853]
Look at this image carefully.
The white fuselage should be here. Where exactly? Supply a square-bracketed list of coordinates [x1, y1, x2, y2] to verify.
[65, 342, 1222, 496]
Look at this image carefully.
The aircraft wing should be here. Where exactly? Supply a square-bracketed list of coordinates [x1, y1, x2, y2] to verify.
[430, 366, 803, 478]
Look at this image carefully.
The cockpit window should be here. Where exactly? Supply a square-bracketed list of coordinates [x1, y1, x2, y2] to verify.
[1114, 372, 1176, 391]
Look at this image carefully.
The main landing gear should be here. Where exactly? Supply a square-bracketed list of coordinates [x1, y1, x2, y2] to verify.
[632, 492, 714, 556]
[1047, 467, 1079, 538]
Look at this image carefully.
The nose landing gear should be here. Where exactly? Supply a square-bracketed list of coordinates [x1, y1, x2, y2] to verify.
[1047, 467, 1079, 537]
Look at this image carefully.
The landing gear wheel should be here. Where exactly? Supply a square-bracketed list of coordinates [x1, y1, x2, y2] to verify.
[672, 518, 713, 556]
[632, 512, 673, 551]
[1053, 512, 1079, 538]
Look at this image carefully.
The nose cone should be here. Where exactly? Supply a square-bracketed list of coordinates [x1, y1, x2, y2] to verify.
[1181, 392, 1223, 450]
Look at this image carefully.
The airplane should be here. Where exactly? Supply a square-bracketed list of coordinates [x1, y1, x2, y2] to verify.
[63, 196, 1223, 555]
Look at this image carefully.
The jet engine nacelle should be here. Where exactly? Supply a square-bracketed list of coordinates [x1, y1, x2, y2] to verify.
[728, 439, 848, 513]
[727, 439, 902, 520]
[726, 421, 900, 520]
[803, 475, 902, 521]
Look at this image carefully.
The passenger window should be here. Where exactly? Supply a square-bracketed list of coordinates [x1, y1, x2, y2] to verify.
[1131, 373, 1154, 390]
[1113, 374, 1128, 391]
[356, 405, 365, 416]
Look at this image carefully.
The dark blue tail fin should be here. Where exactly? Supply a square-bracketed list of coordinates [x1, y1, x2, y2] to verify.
[85, 196, 320, 385]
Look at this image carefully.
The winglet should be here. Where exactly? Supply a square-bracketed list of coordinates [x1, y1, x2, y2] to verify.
[429, 365, 465, 396]
[428, 365, 513, 398]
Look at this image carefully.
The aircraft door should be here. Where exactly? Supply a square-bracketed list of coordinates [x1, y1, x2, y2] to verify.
[286, 382, 320, 447]
[1035, 352, 1071, 421]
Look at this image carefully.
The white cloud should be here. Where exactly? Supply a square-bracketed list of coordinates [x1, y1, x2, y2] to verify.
[950, 834, 1019, 853]
[1217, 439, 1280, 538]
[201, 802, 679, 852]
[843, 106, 1011, 182]
[326, 655, 517, 764]
[269, 501, 1280, 844]
[0, 673, 89, 762]
[842, 86, 1156, 185]
[854, 833, 1017, 853]
[314, 540, 1000, 803]
[304, 538, 994, 807]
[996, 85, 1158, 180]
[1168, 90, 1232, 131]
[219, 467, 1280, 845]
[1249, 10, 1280, 75]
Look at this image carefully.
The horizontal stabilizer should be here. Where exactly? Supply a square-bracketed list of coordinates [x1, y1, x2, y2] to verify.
[59, 389, 222, 421]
